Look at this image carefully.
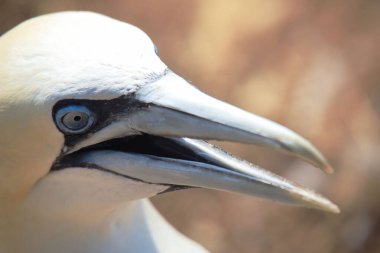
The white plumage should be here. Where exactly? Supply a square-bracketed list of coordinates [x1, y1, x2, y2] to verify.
[0, 12, 338, 253]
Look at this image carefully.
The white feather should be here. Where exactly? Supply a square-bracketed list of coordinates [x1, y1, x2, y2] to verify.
[0, 11, 209, 253]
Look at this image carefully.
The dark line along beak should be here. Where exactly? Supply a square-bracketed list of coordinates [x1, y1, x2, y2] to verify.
[75, 136, 338, 213]
[68, 70, 338, 213]
[133, 70, 332, 173]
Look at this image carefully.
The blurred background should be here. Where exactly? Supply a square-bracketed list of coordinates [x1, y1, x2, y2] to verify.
[1, 0, 379, 252]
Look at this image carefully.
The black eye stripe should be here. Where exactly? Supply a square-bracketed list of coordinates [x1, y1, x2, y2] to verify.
[52, 94, 149, 150]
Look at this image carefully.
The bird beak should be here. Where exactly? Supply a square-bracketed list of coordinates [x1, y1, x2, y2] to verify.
[134, 70, 332, 173]
[62, 70, 339, 213]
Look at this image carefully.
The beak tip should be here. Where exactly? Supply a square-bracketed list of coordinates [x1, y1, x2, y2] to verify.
[310, 200, 340, 214]
[332, 205, 341, 214]
[322, 164, 334, 174]
[324, 202, 340, 214]
[291, 186, 340, 214]
[307, 149, 334, 174]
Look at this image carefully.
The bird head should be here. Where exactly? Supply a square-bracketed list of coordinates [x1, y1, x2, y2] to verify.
[0, 12, 338, 213]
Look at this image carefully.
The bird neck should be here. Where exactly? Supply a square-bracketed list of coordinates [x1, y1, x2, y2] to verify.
[1, 198, 207, 253]
[0, 104, 63, 202]
[105, 199, 208, 253]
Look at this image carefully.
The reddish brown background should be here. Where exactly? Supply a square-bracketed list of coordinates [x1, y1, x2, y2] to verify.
[1, 1, 380, 252]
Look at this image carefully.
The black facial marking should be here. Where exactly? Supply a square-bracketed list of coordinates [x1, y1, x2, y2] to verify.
[50, 72, 201, 192]
[52, 159, 156, 185]
[52, 156, 193, 192]
[50, 134, 207, 191]
[158, 185, 194, 194]
[52, 68, 172, 151]
[52, 93, 150, 151]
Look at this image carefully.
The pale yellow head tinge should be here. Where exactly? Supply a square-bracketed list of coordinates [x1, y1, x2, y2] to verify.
[0, 12, 167, 202]
[0, 11, 338, 216]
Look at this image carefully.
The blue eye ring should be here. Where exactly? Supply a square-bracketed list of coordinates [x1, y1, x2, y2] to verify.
[154, 45, 158, 55]
[55, 105, 95, 134]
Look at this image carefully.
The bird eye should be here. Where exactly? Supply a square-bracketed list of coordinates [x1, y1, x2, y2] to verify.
[55, 105, 95, 134]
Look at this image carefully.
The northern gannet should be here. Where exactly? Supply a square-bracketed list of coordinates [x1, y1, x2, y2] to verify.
[0, 12, 339, 253]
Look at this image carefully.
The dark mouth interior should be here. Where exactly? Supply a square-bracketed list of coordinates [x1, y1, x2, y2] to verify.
[83, 134, 214, 164]
[53, 134, 217, 170]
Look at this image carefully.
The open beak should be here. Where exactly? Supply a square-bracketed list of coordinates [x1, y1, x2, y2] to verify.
[59, 70, 339, 213]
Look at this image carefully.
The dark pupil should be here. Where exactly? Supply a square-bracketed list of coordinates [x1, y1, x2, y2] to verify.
[62, 111, 89, 130]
